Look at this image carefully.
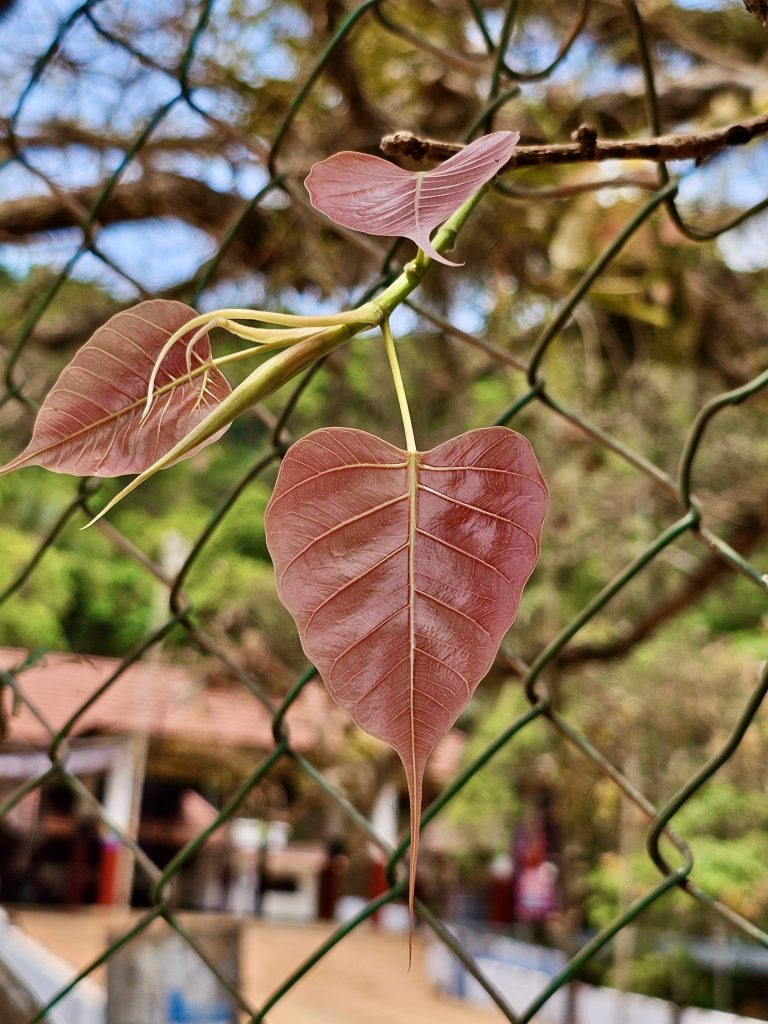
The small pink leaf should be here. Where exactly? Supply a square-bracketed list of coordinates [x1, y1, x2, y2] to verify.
[305, 131, 519, 265]
[0, 300, 232, 478]
[265, 425, 547, 936]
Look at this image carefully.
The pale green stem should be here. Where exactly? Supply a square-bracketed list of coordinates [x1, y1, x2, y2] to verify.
[143, 309, 378, 421]
[371, 180, 494, 317]
[211, 334, 331, 368]
[382, 320, 417, 453]
[144, 314, 227, 420]
[147, 184, 491, 419]
[86, 179, 502, 523]
[183, 323, 216, 381]
[84, 323, 353, 528]
[183, 306, 380, 328]
[218, 322, 336, 344]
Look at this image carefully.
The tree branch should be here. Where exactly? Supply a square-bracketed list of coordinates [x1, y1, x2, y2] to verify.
[744, 0, 768, 29]
[380, 111, 768, 168]
[0, 172, 267, 241]
[558, 504, 768, 667]
[0, 123, 225, 162]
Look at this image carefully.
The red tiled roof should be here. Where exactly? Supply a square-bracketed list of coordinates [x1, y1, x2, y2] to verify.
[0, 648, 334, 753]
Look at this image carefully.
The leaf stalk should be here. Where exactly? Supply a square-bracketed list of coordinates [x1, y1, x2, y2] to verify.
[88, 178, 500, 520]
[382, 319, 417, 453]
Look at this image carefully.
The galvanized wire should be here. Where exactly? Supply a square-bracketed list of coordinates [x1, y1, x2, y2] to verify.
[0, 1, 767, 1022]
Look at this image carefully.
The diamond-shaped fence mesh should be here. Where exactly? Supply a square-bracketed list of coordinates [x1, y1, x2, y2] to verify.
[0, 0, 767, 1021]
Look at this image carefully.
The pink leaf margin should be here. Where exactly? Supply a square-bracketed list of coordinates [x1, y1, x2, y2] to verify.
[264, 424, 547, 948]
[0, 300, 232, 479]
[305, 131, 520, 265]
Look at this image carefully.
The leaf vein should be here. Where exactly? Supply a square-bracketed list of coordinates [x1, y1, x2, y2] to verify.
[353, 655, 410, 715]
[277, 492, 409, 586]
[303, 543, 408, 631]
[415, 648, 471, 695]
[327, 604, 409, 677]
[267, 461, 407, 507]
[417, 483, 539, 545]
[414, 586, 494, 642]
[415, 528, 512, 589]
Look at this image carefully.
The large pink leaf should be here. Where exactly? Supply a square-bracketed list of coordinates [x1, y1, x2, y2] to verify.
[0, 300, 231, 478]
[265, 425, 547, 928]
[305, 131, 519, 265]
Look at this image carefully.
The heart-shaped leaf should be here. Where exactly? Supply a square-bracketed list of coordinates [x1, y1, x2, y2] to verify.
[0, 300, 232, 478]
[305, 131, 519, 265]
[265, 425, 547, 930]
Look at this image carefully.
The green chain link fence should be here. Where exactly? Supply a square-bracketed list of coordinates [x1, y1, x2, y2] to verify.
[1, 0, 767, 1020]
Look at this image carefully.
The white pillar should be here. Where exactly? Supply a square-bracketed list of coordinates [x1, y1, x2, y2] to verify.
[369, 782, 399, 855]
[99, 736, 146, 906]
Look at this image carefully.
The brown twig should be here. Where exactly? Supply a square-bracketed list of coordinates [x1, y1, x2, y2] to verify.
[380, 111, 768, 167]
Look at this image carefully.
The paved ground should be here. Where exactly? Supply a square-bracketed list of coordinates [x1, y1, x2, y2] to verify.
[13, 910, 498, 1023]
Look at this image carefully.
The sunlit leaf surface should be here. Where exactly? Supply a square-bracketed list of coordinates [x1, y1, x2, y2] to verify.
[265, 425, 547, 926]
[305, 131, 519, 265]
[0, 300, 232, 477]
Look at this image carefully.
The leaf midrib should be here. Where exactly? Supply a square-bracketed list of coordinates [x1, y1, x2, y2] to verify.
[407, 452, 418, 782]
[13, 357, 217, 467]
[413, 172, 425, 244]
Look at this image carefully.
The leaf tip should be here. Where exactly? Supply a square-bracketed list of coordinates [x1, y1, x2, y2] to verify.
[414, 233, 463, 267]
[406, 768, 423, 963]
[0, 447, 33, 477]
[80, 505, 109, 530]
